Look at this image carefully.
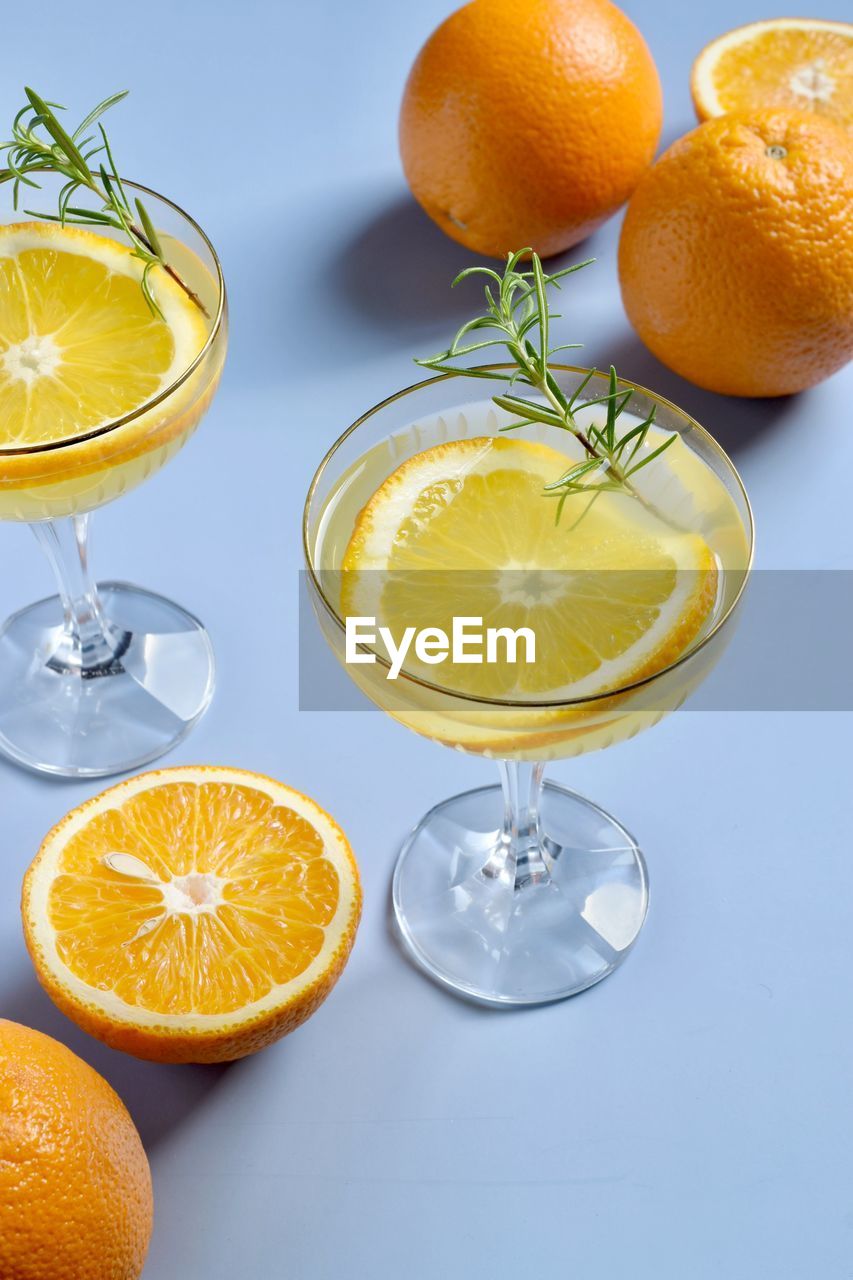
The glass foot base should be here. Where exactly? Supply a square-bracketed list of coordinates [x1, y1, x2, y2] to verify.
[0, 582, 215, 779]
[392, 782, 649, 1006]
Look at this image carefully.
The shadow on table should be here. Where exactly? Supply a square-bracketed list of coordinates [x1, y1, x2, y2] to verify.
[328, 201, 802, 458]
[330, 195, 475, 339]
[1, 971, 230, 1149]
[588, 331, 801, 460]
[329, 193, 606, 342]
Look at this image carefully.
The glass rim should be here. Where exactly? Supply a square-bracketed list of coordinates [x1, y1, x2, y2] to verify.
[0, 177, 226, 458]
[302, 364, 756, 710]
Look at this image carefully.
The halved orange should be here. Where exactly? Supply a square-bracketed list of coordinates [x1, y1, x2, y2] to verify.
[22, 767, 362, 1063]
[691, 19, 853, 130]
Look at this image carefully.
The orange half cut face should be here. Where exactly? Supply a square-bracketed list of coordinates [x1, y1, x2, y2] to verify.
[22, 766, 362, 1063]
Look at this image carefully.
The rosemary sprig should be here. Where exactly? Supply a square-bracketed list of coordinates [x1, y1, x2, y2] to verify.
[0, 88, 206, 319]
[416, 250, 677, 526]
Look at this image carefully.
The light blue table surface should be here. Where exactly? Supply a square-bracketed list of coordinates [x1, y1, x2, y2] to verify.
[2, 3, 851, 1277]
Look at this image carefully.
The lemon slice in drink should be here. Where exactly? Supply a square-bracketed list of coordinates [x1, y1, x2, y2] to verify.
[0, 222, 207, 449]
[341, 437, 718, 701]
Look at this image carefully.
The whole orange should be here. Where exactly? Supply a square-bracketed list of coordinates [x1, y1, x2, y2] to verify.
[0, 1020, 153, 1280]
[618, 109, 853, 397]
[399, 0, 662, 259]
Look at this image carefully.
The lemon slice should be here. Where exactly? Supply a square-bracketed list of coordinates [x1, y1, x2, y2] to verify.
[341, 437, 718, 701]
[22, 767, 362, 1063]
[0, 222, 207, 449]
[691, 19, 853, 130]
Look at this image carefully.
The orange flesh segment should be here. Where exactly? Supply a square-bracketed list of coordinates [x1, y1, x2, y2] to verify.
[47, 782, 341, 1016]
[696, 22, 853, 128]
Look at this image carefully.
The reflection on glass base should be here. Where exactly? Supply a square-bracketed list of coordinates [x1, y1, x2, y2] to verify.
[393, 782, 648, 1006]
[0, 582, 215, 779]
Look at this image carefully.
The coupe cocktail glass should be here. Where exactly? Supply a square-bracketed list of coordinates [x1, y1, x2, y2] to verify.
[304, 367, 753, 1005]
[0, 178, 227, 778]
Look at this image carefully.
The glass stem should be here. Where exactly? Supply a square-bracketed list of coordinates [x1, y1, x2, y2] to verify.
[494, 759, 553, 890]
[31, 514, 125, 675]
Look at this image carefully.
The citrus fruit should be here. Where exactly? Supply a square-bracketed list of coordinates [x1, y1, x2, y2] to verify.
[399, 0, 662, 259]
[0, 222, 206, 449]
[0, 1019, 152, 1280]
[618, 109, 853, 397]
[341, 436, 717, 701]
[691, 19, 853, 131]
[22, 766, 362, 1064]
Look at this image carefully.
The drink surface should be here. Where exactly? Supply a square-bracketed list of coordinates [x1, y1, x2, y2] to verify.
[310, 398, 750, 760]
[0, 223, 221, 521]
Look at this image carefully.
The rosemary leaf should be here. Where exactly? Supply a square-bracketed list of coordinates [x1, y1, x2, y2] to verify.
[73, 90, 129, 141]
[135, 197, 165, 261]
[415, 250, 679, 528]
[492, 394, 566, 428]
[1, 86, 206, 318]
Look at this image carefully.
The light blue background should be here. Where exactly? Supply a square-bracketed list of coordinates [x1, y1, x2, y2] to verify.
[1, 3, 852, 1276]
